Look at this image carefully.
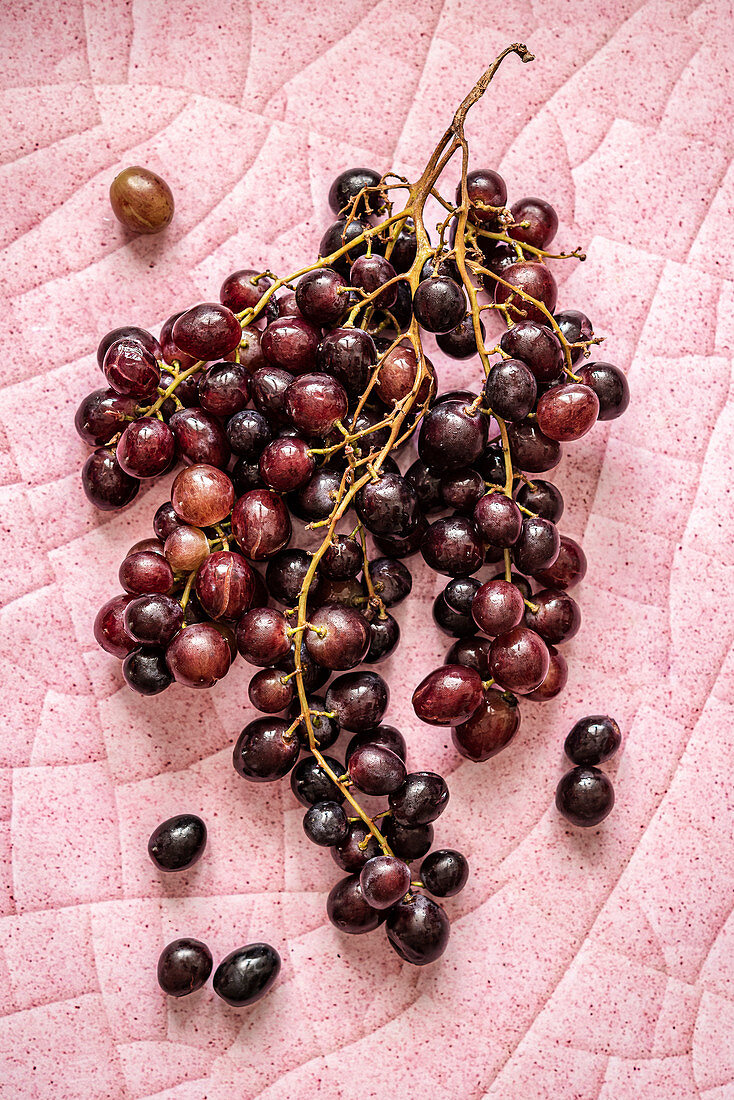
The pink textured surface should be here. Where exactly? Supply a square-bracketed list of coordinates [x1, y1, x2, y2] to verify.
[1, 1, 733, 1096]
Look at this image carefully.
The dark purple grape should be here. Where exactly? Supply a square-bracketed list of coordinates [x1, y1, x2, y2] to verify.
[124, 594, 183, 646]
[383, 818, 433, 861]
[494, 262, 558, 324]
[94, 594, 136, 657]
[75, 388, 139, 446]
[326, 874, 381, 934]
[554, 309, 593, 365]
[251, 366, 294, 423]
[328, 167, 382, 215]
[166, 623, 231, 688]
[290, 754, 345, 806]
[445, 635, 492, 678]
[385, 894, 449, 965]
[231, 489, 291, 561]
[365, 612, 400, 663]
[212, 943, 281, 1006]
[384, 218, 417, 273]
[389, 772, 448, 826]
[479, 238, 518, 281]
[284, 373, 348, 436]
[306, 603, 370, 670]
[474, 442, 506, 488]
[413, 277, 466, 335]
[433, 591, 477, 639]
[116, 417, 175, 478]
[295, 268, 349, 326]
[373, 516, 428, 560]
[319, 217, 372, 278]
[259, 436, 315, 493]
[122, 646, 172, 695]
[472, 579, 525, 636]
[148, 813, 207, 872]
[157, 939, 212, 998]
[332, 820, 381, 872]
[435, 315, 485, 360]
[320, 535, 362, 580]
[499, 321, 563, 383]
[220, 268, 271, 313]
[360, 855, 411, 909]
[226, 409, 272, 459]
[420, 251, 460, 283]
[348, 743, 406, 795]
[524, 587, 581, 644]
[440, 468, 485, 514]
[513, 515, 560, 575]
[509, 197, 558, 249]
[420, 849, 469, 897]
[153, 502, 184, 542]
[515, 479, 564, 523]
[526, 644, 568, 701]
[303, 801, 349, 847]
[97, 326, 160, 369]
[413, 664, 483, 726]
[317, 327, 376, 396]
[233, 718, 299, 781]
[248, 667, 293, 713]
[506, 420, 562, 474]
[103, 338, 160, 398]
[577, 362, 630, 421]
[452, 690, 520, 761]
[483, 358, 537, 421]
[275, 641, 330, 693]
[350, 253, 398, 309]
[419, 399, 488, 471]
[421, 517, 484, 577]
[460, 168, 507, 226]
[556, 767, 615, 827]
[236, 607, 291, 666]
[159, 312, 197, 370]
[169, 407, 230, 468]
[564, 715, 622, 766]
[172, 303, 241, 361]
[326, 671, 389, 732]
[82, 448, 140, 510]
[119, 550, 174, 595]
[264, 547, 313, 605]
[489, 626, 549, 694]
[198, 361, 251, 417]
[356, 473, 418, 538]
[366, 558, 412, 607]
[473, 492, 522, 547]
[406, 459, 443, 513]
[290, 466, 344, 523]
[289, 695, 341, 750]
[345, 725, 406, 765]
[375, 343, 433, 406]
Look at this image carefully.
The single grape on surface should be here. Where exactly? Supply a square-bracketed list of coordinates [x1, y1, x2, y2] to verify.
[110, 165, 174, 234]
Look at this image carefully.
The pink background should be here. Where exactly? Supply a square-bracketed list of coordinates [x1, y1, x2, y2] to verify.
[1, 0, 733, 1096]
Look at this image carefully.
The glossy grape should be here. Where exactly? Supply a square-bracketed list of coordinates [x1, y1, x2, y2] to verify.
[295, 268, 348, 326]
[473, 492, 522, 547]
[513, 515, 560, 575]
[418, 399, 488, 471]
[220, 268, 270, 313]
[213, 943, 281, 1006]
[537, 383, 599, 441]
[483, 358, 537, 421]
[360, 856, 411, 909]
[169, 407, 230, 467]
[325, 671, 389, 731]
[526, 645, 568, 701]
[231, 489, 292, 560]
[198, 361, 251, 417]
[157, 939, 212, 998]
[389, 772, 448, 826]
[332, 820, 382, 872]
[472, 579, 525, 636]
[506, 420, 562, 474]
[170, 464, 234, 527]
[554, 309, 593, 365]
[328, 166, 382, 215]
[489, 626, 549, 694]
[421, 517, 484, 577]
[515, 479, 564, 523]
[348, 743, 406, 796]
[452, 689, 520, 761]
[172, 303, 241, 361]
[233, 718, 299, 782]
[75, 389, 139, 446]
[578, 362, 630, 421]
[356, 473, 418, 538]
[122, 647, 172, 695]
[420, 849, 469, 897]
[148, 813, 207, 872]
[499, 321, 563, 383]
[124, 594, 183, 646]
[413, 276, 466, 334]
[166, 623, 231, 688]
[306, 603, 370, 670]
[555, 767, 615, 827]
[412, 664, 483, 726]
[460, 168, 507, 226]
[94, 594, 136, 657]
[564, 715, 621, 765]
[326, 874, 381, 934]
[445, 635, 492, 678]
[494, 261, 558, 325]
[290, 754, 345, 806]
[116, 417, 175, 478]
[509, 196, 558, 249]
[385, 894, 449, 965]
[303, 801, 349, 847]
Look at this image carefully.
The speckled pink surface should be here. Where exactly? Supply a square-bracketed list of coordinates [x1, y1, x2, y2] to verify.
[1, 1, 733, 1097]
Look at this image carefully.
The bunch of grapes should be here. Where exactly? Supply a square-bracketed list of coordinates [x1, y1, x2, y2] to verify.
[79, 44, 629, 974]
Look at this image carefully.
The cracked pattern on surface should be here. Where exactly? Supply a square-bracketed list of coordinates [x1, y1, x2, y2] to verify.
[1, 0, 733, 1096]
